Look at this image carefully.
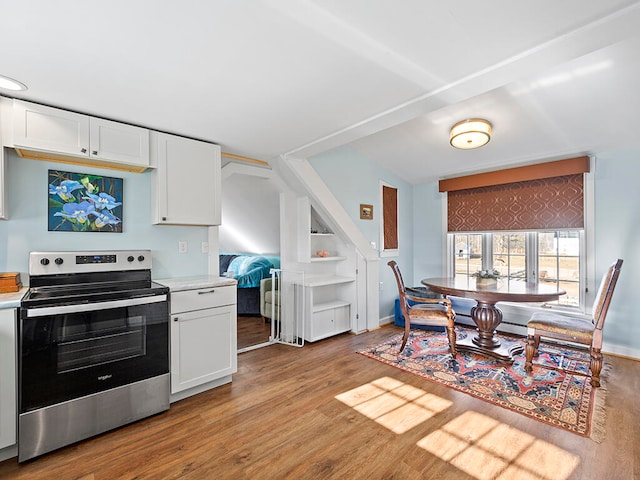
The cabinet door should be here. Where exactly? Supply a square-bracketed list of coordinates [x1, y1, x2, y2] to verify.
[89, 117, 149, 168]
[0, 110, 5, 220]
[334, 305, 350, 332]
[151, 132, 221, 225]
[307, 305, 350, 342]
[310, 309, 336, 340]
[0, 309, 16, 449]
[170, 305, 237, 394]
[12, 99, 90, 157]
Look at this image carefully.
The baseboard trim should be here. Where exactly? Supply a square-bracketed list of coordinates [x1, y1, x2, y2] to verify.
[380, 314, 640, 361]
[601, 342, 640, 361]
[379, 315, 394, 326]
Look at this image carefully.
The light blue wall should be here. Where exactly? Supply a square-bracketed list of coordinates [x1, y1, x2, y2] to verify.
[309, 146, 418, 320]
[0, 150, 211, 280]
[412, 181, 444, 281]
[592, 151, 639, 352]
[309, 146, 639, 355]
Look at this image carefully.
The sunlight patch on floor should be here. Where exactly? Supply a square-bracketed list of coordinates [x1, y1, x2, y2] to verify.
[417, 410, 580, 480]
[335, 376, 452, 434]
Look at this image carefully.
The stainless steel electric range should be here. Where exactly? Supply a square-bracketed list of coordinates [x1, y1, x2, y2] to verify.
[18, 250, 170, 462]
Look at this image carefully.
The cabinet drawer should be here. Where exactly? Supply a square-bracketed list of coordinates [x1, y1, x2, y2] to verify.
[170, 286, 236, 313]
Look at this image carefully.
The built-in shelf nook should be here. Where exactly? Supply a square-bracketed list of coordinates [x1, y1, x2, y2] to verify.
[295, 197, 357, 342]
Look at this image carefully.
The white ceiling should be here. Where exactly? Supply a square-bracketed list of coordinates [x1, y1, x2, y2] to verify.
[2, 0, 639, 184]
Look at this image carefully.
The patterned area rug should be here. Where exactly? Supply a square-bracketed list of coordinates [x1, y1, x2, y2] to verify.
[358, 327, 607, 441]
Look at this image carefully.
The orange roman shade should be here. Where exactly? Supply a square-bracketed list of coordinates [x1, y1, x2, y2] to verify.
[441, 157, 588, 232]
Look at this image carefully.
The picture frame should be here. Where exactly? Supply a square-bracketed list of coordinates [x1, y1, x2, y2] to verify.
[360, 203, 373, 220]
[48, 169, 123, 233]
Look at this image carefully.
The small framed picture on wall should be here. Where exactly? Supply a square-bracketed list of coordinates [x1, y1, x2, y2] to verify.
[360, 204, 373, 220]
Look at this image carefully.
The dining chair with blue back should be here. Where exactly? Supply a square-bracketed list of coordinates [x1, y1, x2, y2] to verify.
[388, 261, 457, 355]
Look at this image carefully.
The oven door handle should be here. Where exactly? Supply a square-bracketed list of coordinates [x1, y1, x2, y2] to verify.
[24, 294, 168, 317]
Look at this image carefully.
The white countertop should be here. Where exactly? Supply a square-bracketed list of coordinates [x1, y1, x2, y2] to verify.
[155, 275, 237, 292]
[0, 277, 238, 308]
[0, 287, 28, 309]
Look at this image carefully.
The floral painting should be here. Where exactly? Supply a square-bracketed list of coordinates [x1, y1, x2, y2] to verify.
[48, 170, 123, 233]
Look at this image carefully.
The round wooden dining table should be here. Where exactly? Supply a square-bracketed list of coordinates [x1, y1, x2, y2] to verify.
[421, 277, 566, 362]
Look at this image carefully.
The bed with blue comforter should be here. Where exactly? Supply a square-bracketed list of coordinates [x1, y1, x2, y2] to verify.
[219, 253, 280, 315]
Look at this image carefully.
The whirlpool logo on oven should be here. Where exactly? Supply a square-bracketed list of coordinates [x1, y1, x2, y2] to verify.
[98, 374, 113, 381]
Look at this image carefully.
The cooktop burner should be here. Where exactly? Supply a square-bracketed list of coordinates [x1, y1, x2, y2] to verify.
[23, 250, 168, 308]
[23, 281, 168, 307]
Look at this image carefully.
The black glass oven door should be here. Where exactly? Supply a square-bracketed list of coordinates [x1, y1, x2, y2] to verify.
[19, 295, 169, 413]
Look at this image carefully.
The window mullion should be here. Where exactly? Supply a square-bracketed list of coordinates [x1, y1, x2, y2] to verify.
[526, 233, 537, 283]
[483, 233, 493, 270]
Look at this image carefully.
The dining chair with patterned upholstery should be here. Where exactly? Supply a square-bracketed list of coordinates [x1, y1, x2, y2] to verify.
[388, 260, 457, 355]
[524, 258, 623, 387]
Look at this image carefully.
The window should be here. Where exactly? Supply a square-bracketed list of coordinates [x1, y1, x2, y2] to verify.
[493, 232, 527, 281]
[453, 233, 483, 278]
[442, 157, 594, 312]
[450, 230, 583, 308]
[537, 231, 581, 306]
[442, 157, 593, 312]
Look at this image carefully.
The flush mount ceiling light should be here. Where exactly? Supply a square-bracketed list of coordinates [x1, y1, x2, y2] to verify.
[0, 74, 28, 91]
[450, 118, 492, 149]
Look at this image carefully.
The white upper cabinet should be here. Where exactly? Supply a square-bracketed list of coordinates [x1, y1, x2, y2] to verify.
[11, 99, 149, 171]
[88, 117, 149, 168]
[150, 131, 221, 226]
[13, 99, 90, 157]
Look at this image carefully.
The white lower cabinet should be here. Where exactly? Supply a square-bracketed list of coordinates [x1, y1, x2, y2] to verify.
[302, 276, 354, 342]
[169, 286, 237, 399]
[308, 304, 350, 341]
[0, 308, 16, 450]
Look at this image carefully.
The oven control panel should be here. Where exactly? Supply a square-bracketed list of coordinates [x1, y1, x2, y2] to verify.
[76, 254, 117, 264]
[29, 250, 152, 275]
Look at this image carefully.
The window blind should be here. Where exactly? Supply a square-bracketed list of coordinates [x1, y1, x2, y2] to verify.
[441, 157, 588, 232]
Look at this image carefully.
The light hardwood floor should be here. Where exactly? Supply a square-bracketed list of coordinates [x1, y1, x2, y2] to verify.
[237, 315, 271, 350]
[1, 325, 638, 479]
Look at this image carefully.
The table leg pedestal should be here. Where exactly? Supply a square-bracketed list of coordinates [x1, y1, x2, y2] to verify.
[456, 301, 523, 362]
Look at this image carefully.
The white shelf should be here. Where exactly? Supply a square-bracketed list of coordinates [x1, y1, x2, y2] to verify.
[303, 275, 356, 287]
[313, 300, 350, 313]
[310, 256, 346, 262]
[295, 196, 357, 343]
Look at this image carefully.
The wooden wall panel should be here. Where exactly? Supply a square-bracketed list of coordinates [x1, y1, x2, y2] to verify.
[382, 185, 398, 249]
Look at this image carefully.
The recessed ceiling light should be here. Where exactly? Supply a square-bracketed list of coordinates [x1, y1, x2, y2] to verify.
[0, 74, 28, 91]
